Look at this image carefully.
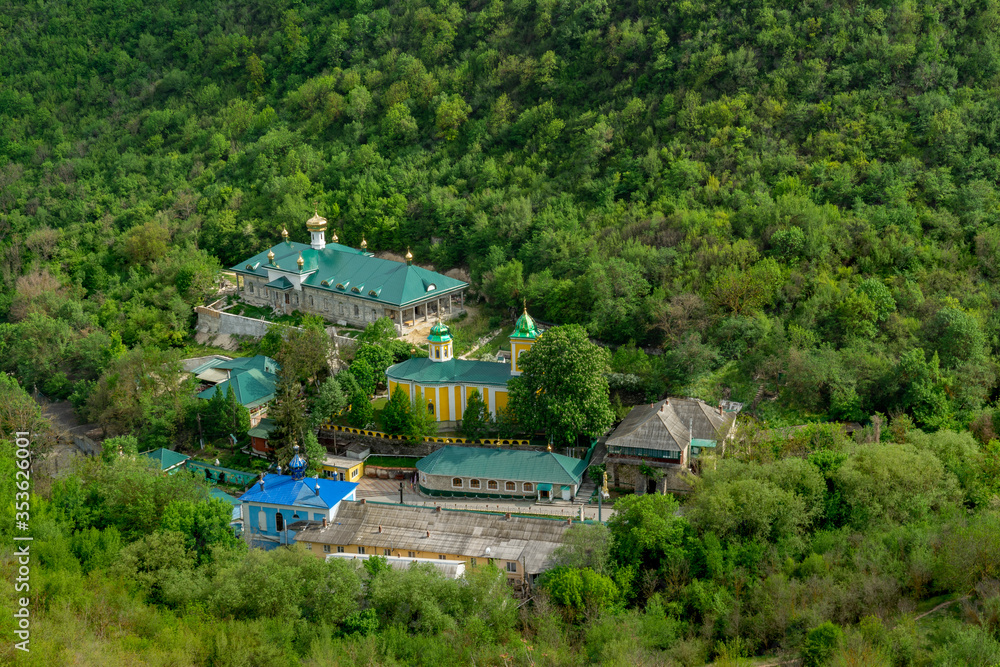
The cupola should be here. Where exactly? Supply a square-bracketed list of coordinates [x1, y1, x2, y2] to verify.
[307, 203, 328, 250]
[360, 236, 368, 250]
[427, 320, 453, 362]
[405, 248, 413, 266]
[509, 304, 540, 375]
[287, 444, 308, 481]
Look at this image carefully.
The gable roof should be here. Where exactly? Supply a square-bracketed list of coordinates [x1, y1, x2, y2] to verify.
[216, 355, 279, 375]
[247, 417, 277, 440]
[197, 368, 277, 409]
[140, 447, 190, 471]
[233, 240, 468, 307]
[417, 446, 587, 486]
[387, 358, 512, 387]
[238, 473, 357, 510]
[295, 501, 573, 574]
[607, 398, 736, 452]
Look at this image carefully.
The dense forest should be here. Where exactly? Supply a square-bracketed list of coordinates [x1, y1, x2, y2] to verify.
[5, 0, 1000, 663]
[4, 0, 1000, 426]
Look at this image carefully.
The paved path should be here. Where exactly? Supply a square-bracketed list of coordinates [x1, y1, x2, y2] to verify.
[355, 476, 615, 521]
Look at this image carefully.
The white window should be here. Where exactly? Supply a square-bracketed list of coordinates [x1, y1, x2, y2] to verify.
[337, 546, 344, 553]
[506, 562, 517, 573]
[351, 468, 358, 480]
[471, 558, 477, 566]
[408, 551, 416, 558]
[358, 546, 366, 554]
[323, 545, 331, 553]
[305, 542, 312, 550]
[505, 481, 516, 492]
[257, 510, 267, 531]
[439, 555, 446, 560]
[383, 549, 391, 556]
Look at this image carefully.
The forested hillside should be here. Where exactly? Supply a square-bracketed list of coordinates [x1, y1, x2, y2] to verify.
[4, 0, 1000, 422]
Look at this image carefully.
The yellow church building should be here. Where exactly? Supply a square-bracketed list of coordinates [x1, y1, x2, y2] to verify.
[385, 308, 541, 425]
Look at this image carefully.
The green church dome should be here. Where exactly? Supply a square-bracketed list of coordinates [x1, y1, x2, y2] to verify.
[428, 321, 452, 343]
[511, 307, 539, 339]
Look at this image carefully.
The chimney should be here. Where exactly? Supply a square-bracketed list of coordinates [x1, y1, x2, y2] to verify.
[314, 482, 320, 496]
[276, 465, 282, 476]
[504, 512, 511, 520]
[378, 525, 382, 533]
[435, 506, 442, 513]
[566, 518, 572, 526]
[361, 498, 366, 504]
[718, 404, 723, 415]
[322, 518, 328, 528]
[665, 397, 669, 405]
[426, 530, 430, 538]
[258, 474, 265, 491]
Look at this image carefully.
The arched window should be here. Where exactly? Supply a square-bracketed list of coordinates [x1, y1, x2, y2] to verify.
[435, 348, 441, 359]
[487, 480, 498, 490]
[257, 510, 267, 531]
[505, 481, 516, 491]
[470, 479, 481, 489]
[452, 478, 462, 488]
[275, 512, 285, 532]
[354, 305, 359, 317]
[427, 403, 434, 416]
[523, 483, 533, 492]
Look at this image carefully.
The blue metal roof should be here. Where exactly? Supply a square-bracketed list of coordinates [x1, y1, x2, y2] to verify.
[238, 473, 357, 510]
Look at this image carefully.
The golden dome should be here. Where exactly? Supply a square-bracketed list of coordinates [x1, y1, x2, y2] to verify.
[331, 230, 339, 243]
[405, 247, 413, 260]
[306, 203, 327, 232]
[267, 249, 275, 263]
[360, 237, 368, 249]
[297, 252, 304, 268]
[281, 227, 289, 239]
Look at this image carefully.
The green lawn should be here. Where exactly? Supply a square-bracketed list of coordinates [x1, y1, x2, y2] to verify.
[366, 455, 421, 468]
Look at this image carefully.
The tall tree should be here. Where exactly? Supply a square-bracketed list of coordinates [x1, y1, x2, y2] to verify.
[508, 325, 614, 445]
[308, 376, 347, 428]
[461, 389, 489, 440]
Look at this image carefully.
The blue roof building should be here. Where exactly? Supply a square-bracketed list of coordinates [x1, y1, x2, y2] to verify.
[238, 457, 358, 550]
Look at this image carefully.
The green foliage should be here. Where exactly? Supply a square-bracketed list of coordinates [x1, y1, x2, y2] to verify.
[308, 376, 347, 428]
[608, 494, 687, 571]
[347, 390, 374, 428]
[380, 386, 410, 435]
[406, 395, 437, 444]
[508, 324, 614, 445]
[160, 499, 240, 563]
[801, 621, 843, 667]
[460, 389, 489, 440]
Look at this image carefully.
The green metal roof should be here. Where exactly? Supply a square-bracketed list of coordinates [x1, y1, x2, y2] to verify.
[691, 438, 716, 448]
[141, 448, 190, 471]
[264, 276, 294, 290]
[428, 321, 452, 343]
[387, 358, 511, 387]
[511, 308, 540, 340]
[191, 355, 279, 377]
[417, 446, 587, 485]
[232, 240, 468, 307]
[197, 368, 277, 409]
[247, 417, 277, 439]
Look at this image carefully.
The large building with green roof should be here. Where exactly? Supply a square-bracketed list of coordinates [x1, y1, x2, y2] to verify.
[416, 445, 587, 501]
[230, 209, 468, 331]
[386, 308, 542, 425]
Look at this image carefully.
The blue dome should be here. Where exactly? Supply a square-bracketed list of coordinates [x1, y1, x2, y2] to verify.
[287, 444, 308, 481]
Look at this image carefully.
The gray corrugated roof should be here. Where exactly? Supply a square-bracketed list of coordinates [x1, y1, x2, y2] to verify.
[606, 398, 735, 452]
[296, 501, 573, 574]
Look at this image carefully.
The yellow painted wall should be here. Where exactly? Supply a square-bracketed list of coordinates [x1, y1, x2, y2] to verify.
[482, 387, 490, 406]
[494, 390, 508, 411]
[439, 386, 450, 421]
[455, 386, 464, 421]
[321, 462, 364, 481]
[300, 541, 524, 580]
[511, 340, 535, 373]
